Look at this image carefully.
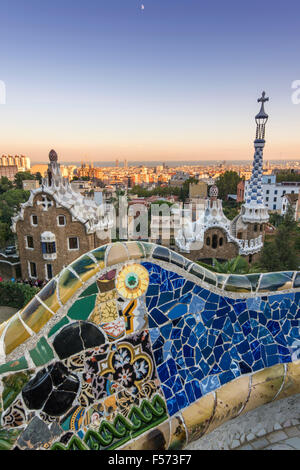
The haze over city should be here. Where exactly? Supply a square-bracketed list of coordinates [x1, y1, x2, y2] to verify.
[1, 0, 300, 162]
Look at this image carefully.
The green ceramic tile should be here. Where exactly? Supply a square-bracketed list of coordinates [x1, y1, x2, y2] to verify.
[70, 255, 99, 282]
[2, 371, 32, 410]
[67, 295, 96, 321]
[225, 275, 252, 293]
[48, 316, 70, 338]
[90, 245, 106, 263]
[79, 282, 99, 298]
[0, 428, 23, 450]
[29, 336, 55, 366]
[141, 242, 154, 258]
[0, 356, 28, 375]
[258, 272, 294, 292]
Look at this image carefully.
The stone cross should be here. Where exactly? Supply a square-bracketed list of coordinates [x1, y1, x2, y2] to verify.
[258, 91, 269, 104]
[37, 195, 54, 211]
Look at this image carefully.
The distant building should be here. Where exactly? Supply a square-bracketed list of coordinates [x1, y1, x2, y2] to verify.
[236, 179, 245, 203]
[0, 165, 18, 181]
[30, 164, 48, 177]
[169, 171, 190, 187]
[12, 150, 113, 281]
[189, 181, 208, 199]
[281, 193, 300, 220]
[0, 155, 30, 172]
[244, 174, 300, 212]
[22, 180, 40, 191]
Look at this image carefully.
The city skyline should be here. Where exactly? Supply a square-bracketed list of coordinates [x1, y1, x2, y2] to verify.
[1, 0, 300, 162]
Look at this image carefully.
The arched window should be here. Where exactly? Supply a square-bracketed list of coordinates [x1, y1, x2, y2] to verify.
[254, 224, 258, 232]
[219, 237, 223, 247]
[237, 232, 242, 239]
[260, 224, 263, 231]
[212, 234, 218, 249]
[206, 237, 210, 246]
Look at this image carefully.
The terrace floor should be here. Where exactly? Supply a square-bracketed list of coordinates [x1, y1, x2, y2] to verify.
[0, 306, 18, 323]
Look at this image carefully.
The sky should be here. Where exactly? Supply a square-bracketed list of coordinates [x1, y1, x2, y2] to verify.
[1, 0, 300, 163]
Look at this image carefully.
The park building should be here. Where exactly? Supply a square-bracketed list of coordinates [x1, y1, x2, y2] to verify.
[174, 92, 271, 265]
[11, 150, 114, 281]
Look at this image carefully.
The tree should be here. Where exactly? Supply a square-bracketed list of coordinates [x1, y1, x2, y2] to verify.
[212, 256, 252, 274]
[215, 171, 241, 201]
[34, 172, 43, 184]
[259, 204, 299, 271]
[14, 171, 35, 189]
[276, 171, 300, 183]
[0, 177, 13, 195]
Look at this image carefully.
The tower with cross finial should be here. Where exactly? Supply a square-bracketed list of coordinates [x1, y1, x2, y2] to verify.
[241, 92, 270, 225]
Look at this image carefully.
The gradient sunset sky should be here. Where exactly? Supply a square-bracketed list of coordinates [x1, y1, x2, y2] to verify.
[1, 0, 300, 163]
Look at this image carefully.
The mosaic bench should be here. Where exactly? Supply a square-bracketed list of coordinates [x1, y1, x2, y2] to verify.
[0, 242, 299, 450]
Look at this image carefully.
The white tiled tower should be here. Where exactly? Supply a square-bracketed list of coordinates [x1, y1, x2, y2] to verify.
[241, 92, 270, 224]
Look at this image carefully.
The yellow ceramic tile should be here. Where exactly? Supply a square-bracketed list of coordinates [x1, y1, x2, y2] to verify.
[206, 375, 250, 434]
[70, 255, 101, 284]
[126, 242, 144, 260]
[181, 392, 216, 444]
[115, 263, 149, 299]
[58, 268, 83, 305]
[168, 414, 188, 450]
[96, 290, 117, 303]
[106, 243, 129, 267]
[242, 364, 285, 414]
[89, 298, 118, 324]
[120, 420, 170, 450]
[20, 297, 53, 334]
[274, 360, 300, 401]
[37, 278, 60, 313]
[4, 316, 31, 355]
[0, 320, 8, 338]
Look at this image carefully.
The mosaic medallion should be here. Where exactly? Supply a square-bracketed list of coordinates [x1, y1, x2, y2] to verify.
[116, 263, 149, 299]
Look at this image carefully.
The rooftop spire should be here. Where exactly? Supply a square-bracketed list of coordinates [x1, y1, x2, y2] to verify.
[255, 91, 269, 140]
[241, 92, 270, 224]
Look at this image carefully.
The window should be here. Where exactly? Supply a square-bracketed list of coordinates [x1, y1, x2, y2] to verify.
[31, 215, 38, 226]
[266, 190, 269, 195]
[68, 237, 79, 250]
[29, 261, 37, 278]
[254, 224, 258, 232]
[41, 242, 56, 254]
[260, 224, 263, 231]
[219, 237, 223, 247]
[273, 204, 276, 210]
[46, 264, 53, 280]
[268, 179, 271, 184]
[58, 215, 66, 226]
[266, 197, 269, 202]
[206, 237, 210, 246]
[26, 236, 34, 249]
[212, 234, 218, 249]
[283, 190, 286, 195]
[274, 190, 278, 195]
[274, 197, 277, 202]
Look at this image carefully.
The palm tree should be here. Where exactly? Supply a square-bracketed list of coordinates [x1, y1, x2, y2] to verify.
[212, 256, 256, 274]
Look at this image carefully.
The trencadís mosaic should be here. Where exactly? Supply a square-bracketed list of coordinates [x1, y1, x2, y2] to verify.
[0, 242, 299, 450]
